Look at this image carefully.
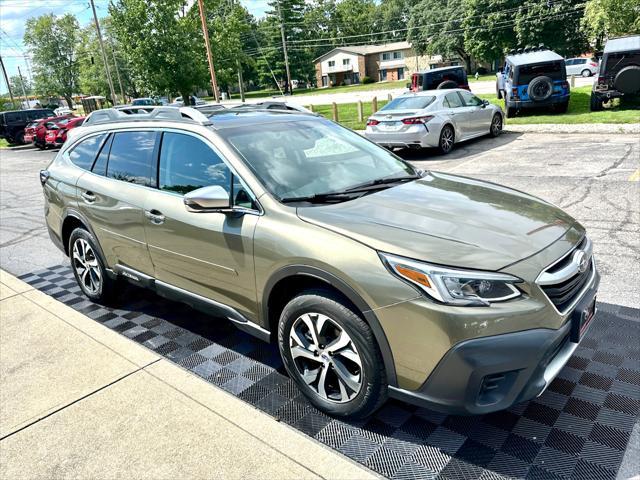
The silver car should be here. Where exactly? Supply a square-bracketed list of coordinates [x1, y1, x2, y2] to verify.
[365, 89, 503, 154]
[565, 57, 598, 77]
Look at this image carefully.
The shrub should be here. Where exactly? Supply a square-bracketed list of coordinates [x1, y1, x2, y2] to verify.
[362, 76, 374, 84]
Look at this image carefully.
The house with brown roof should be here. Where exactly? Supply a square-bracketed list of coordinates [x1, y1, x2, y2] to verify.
[313, 41, 462, 87]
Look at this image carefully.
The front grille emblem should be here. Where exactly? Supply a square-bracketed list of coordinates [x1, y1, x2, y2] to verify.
[573, 250, 589, 273]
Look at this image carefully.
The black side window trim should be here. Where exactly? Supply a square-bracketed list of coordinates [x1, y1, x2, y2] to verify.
[90, 133, 113, 174]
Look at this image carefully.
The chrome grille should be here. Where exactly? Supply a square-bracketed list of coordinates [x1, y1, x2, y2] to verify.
[538, 236, 594, 314]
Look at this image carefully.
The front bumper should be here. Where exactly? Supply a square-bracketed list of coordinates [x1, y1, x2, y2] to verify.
[364, 125, 440, 149]
[388, 266, 600, 415]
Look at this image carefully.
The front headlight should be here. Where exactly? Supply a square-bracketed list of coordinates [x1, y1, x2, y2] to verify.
[380, 253, 523, 306]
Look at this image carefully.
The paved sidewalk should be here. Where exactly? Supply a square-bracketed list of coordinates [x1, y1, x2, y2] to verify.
[0, 270, 376, 480]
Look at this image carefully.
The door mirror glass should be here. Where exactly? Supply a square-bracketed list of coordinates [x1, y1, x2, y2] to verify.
[184, 185, 230, 212]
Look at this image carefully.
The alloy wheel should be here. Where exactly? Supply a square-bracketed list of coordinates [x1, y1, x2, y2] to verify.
[288, 312, 363, 403]
[491, 115, 502, 135]
[441, 127, 454, 152]
[72, 238, 102, 295]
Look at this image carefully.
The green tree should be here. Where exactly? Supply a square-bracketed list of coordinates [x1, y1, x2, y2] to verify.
[23, 13, 80, 108]
[463, 0, 519, 64]
[377, 0, 419, 40]
[9, 74, 32, 96]
[408, 0, 473, 71]
[110, 0, 208, 104]
[582, 0, 640, 48]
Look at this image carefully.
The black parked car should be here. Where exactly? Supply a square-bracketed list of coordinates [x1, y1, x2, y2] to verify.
[409, 66, 470, 92]
[591, 35, 640, 111]
[0, 108, 55, 145]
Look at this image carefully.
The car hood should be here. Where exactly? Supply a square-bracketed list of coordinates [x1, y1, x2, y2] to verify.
[297, 172, 578, 271]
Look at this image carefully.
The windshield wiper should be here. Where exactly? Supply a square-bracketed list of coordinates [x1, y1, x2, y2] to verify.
[280, 191, 363, 204]
[342, 173, 422, 193]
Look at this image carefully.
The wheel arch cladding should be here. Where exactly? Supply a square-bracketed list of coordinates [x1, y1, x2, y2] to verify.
[263, 265, 398, 386]
[61, 210, 108, 268]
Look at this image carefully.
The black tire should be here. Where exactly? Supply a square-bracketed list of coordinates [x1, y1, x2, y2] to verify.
[14, 131, 25, 145]
[590, 93, 603, 112]
[505, 105, 516, 118]
[278, 289, 387, 419]
[490, 113, 503, 137]
[581, 69, 591, 78]
[528, 75, 553, 102]
[555, 101, 569, 113]
[437, 124, 455, 154]
[496, 86, 503, 100]
[437, 80, 458, 89]
[614, 65, 640, 95]
[69, 228, 117, 304]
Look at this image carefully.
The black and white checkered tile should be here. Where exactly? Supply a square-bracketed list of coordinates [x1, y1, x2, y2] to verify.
[20, 265, 640, 480]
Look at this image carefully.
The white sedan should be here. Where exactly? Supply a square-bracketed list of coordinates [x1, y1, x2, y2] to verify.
[364, 89, 504, 154]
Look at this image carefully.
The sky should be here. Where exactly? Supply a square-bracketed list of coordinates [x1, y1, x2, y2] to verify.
[0, 0, 271, 95]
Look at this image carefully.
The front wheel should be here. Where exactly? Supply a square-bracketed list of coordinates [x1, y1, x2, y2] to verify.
[555, 101, 569, 113]
[505, 105, 516, 118]
[437, 125, 455, 154]
[69, 228, 117, 304]
[278, 289, 387, 419]
[590, 94, 603, 112]
[490, 113, 503, 137]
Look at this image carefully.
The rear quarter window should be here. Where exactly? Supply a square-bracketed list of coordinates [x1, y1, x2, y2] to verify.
[107, 131, 158, 187]
[68, 134, 107, 170]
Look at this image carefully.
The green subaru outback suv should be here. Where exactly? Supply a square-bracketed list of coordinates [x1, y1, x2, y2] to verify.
[41, 107, 599, 418]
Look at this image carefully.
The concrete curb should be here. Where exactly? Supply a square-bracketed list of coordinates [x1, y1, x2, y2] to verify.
[503, 123, 640, 134]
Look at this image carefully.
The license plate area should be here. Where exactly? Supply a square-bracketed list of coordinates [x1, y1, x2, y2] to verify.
[570, 296, 596, 342]
[379, 121, 402, 131]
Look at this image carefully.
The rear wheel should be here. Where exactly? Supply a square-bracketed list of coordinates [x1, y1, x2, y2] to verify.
[14, 132, 24, 145]
[278, 289, 387, 419]
[69, 228, 117, 304]
[437, 125, 455, 154]
[496, 87, 503, 100]
[490, 113, 502, 137]
[581, 69, 591, 78]
[590, 94, 603, 112]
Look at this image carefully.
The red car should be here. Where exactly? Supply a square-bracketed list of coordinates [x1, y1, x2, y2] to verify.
[25, 114, 74, 148]
[45, 116, 85, 147]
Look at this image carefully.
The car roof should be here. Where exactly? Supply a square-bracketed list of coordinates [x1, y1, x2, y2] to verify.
[208, 110, 321, 130]
[604, 35, 640, 54]
[399, 89, 464, 97]
[506, 50, 563, 66]
[415, 66, 464, 74]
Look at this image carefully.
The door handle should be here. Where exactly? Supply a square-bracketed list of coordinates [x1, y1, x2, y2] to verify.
[81, 191, 96, 203]
[144, 209, 165, 225]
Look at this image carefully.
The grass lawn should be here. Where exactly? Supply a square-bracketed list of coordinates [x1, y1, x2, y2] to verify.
[478, 86, 639, 124]
[469, 74, 496, 82]
[313, 86, 639, 129]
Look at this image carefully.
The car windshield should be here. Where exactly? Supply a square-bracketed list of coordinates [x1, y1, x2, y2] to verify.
[220, 119, 416, 201]
[380, 96, 435, 111]
[517, 61, 564, 83]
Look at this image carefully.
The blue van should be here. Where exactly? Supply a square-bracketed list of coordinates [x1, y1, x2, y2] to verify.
[496, 49, 570, 117]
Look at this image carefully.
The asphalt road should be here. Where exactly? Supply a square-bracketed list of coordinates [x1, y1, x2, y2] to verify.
[0, 130, 638, 309]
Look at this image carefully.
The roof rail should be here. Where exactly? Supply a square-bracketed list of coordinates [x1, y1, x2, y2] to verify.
[83, 106, 213, 126]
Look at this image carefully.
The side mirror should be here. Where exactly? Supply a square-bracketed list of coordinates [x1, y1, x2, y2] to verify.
[482, 99, 490, 108]
[184, 185, 230, 212]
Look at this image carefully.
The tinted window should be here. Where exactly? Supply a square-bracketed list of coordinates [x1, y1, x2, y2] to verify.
[107, 131, 157, 186]
[459, 91, 483, 107]
[159, 132, 230, 195]
[444, 92, 463, 108]
[91, 134, 112, 176]
[69, 134, 107, 170]
[517, 61, 564, 83]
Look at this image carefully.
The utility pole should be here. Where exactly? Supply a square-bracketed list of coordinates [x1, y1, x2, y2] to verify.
[277, 0, 292, 95]
[236, 59, 245, 102]
[17, 66, 29, 108]
[197, 0, 220, 103]
[0, 54, 17, 109]
[89, 0, 118, 105]
[110, 43, 126, 103]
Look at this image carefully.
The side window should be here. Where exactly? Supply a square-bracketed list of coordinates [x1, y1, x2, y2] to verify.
[68, 133, 107, 170]
[459, 90, 483, 107]
[107, 131, 157, 186]
[91, 134, 113, 176]
[159, 132, 230, 195]
[444, 92, 463, 108]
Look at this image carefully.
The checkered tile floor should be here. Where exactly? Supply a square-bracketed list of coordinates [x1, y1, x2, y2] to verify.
[20, 265, 640, 480]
